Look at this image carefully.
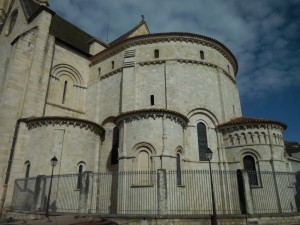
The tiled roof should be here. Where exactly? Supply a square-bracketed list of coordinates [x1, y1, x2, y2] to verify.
[49, 15, 95, 55]
[218, 117, 287, 129]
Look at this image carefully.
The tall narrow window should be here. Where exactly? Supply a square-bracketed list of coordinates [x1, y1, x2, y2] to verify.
[243, 155, 258, 186]
[150, 95, 154, 105]
[111, 127, 119, 165]
[227, 65, 230, 74]
[154, 49, 159, 58]
[24, 161, 30, 189]
[62, 80, 68, 104]
[98, 67, 101, 75]
[112, 61, 115, 69]
[197, 122, 208, 161]
[200, 50, 205, 60]
[176, 153, 182, 185]
[77, 164, 84, 189]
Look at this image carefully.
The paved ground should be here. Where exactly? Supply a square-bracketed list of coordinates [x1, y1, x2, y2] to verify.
[0, 216, 118, 225]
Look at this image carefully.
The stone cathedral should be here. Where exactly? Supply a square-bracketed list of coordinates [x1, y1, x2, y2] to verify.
[0, 0, 294, 218]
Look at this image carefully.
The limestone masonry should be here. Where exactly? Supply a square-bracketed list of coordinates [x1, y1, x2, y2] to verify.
[0, 0, 297, 220]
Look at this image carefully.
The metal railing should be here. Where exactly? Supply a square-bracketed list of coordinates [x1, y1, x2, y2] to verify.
[10, 170, 300, 216]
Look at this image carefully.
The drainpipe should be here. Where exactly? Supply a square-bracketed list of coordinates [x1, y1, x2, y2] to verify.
[0, 118, 28, 217]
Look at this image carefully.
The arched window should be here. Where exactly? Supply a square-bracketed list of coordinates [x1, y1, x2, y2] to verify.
[176, 153, 182, 185]
[77, 162, 86, 189]
[111, 127, 119, 165]
[197, 122, 208, 161]
[200, 50, 205, 60]
[243, 155, 258, 186]
[154, 49, 159, 58]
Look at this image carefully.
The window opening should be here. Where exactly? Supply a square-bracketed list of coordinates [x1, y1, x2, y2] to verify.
[227, 65, 230, 74]
[200, 50, 205, 60]
[176, 153, 182, 185]
[111, 127, 119, 165]
[112, 61, 115, 69]
[77, 164, 83, 189]
[197, 122, 208, 161]
[243, 155, 258, 186]
[154, 49, 159, 58]
[24, 162, 30, 189]
[150, 95, 154, 105]
[98, 67, 101, 75]
[62, 81, 68, 104]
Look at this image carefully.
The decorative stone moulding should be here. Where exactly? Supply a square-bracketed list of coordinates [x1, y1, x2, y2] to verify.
[114, 108, 189, 127]
[90, 33, 238, 76]
[25, 116, 105, 140]
[217, 117, 287, 132]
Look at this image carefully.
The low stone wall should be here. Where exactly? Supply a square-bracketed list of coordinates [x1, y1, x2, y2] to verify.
[5, 212, 300, 225]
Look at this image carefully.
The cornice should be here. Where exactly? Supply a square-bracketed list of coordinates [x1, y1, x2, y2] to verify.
[115, 108, 189, 127]
[26, 116, 105, 140]
[218, 117, 287, 132]
[90, 33, 238, 76]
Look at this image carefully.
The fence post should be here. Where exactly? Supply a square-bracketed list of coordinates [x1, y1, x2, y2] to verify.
[79, 171, 92, 213]
[157, 169, 168, 215]
[241, 170, 254, 214]
[33, 175, 46, 211]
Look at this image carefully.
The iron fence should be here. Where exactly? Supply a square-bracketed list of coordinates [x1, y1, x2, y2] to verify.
[10, 170, 300, 216]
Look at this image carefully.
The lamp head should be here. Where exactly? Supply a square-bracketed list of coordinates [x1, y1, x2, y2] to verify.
[206, 148, 213, 160]
[50, 156, 58, 167]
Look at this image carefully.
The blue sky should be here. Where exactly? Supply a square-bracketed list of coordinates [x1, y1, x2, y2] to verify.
[48, 0, 300, 143]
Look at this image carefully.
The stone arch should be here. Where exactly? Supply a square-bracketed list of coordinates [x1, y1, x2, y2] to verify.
[235, 133, 240, 145]
[229, 134, 234, 145]
[237, 148, 261, 162]
[187, 109, 219, 162]
[241, 132, 247, 144]
[248, 132, 254, 143]
[261, 132, 267, 143]
[47, 64, 85, 111]
[187, 108, 219, 126]
[133, 142, 156, 171]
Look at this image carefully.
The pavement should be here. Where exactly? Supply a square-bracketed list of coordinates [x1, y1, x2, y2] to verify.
[0, 216, 118, 225]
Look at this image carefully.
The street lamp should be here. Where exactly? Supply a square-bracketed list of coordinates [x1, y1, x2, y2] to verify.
[45, 156, 58, 218]
[206, 148, 217, 225]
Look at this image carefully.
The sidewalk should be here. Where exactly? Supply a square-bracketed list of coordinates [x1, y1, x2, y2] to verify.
[0, 215, 117, 225]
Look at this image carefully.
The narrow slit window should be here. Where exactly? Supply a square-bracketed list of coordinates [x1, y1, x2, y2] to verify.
[176, 153, 182, 185]
[111, 127, 119, 165]
[98, 67, 101, 75]
[77, 164, 83, 189]
[24, 162, 30, 189]
[200, 50, 205, 60]
[154, 49, 159, 58]
[150, 95, 154, 105]
[62, 81, 68, 104]
[112, 61, 115, 69]
[227, 65, 230, 74]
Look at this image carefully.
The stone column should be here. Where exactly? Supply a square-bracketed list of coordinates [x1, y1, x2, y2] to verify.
[79, 171, 92, 213]
[241, 170, 254, 214]
[33, 175, 46, 211]
[157, 169, 168, 215]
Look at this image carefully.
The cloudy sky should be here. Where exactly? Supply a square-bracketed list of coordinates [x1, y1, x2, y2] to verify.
[48, 0, 300, 143]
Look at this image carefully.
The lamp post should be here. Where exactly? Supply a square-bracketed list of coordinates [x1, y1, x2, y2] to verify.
[206, 148, 217, 225]
[45, 156, 58, 218]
